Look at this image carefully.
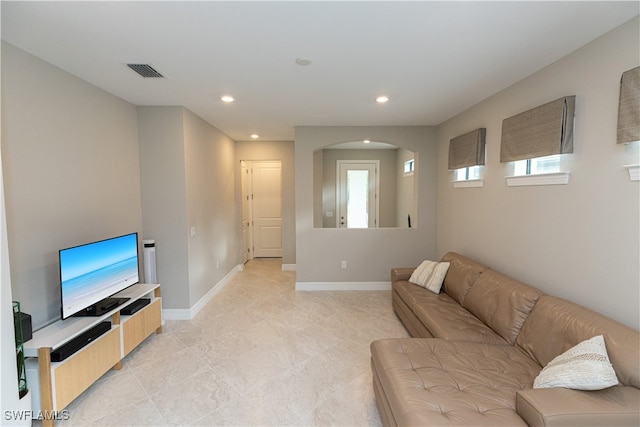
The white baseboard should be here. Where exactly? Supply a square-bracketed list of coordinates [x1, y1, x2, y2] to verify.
[281, 264, 296, 271]
[161, 308, 192, 321]
[163, 266, 239, 320]
[295, 281, 391, 291]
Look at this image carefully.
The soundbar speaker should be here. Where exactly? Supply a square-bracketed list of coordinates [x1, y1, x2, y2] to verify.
[50, 321, 111, 362]
[120, 298, 150, 315]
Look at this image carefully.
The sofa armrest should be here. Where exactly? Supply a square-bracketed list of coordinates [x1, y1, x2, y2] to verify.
[391, 267, 415, 283]
[516, 386, 640, 426]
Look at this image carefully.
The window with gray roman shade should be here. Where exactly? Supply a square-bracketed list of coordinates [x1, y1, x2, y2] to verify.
[617, 66, 640, 145]
[448, 128, 486, 170]
[500, 96, 575, 163]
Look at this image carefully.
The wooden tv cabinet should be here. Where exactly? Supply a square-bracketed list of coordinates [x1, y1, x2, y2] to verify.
[23, 283, 162, 427]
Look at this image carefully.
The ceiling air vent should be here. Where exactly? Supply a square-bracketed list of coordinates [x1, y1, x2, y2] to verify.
[126, 64, 164, 78]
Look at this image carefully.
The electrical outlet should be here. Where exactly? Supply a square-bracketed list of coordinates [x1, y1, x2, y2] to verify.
[341, 260, 347, 269]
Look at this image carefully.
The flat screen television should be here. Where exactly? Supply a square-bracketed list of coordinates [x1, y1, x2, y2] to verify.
[60, 232, 139, 319]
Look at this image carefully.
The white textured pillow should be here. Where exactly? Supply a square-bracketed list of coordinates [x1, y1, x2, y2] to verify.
[533, 335, 619, 390]
[409, 260, 450, 294]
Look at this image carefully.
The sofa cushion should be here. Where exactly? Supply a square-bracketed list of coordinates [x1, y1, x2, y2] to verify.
[516, 296, 640, 388]
[463, 269, 544, 345]
[516, 386, 640, 426]
[533, 335, 618, 390]
[371, 338, 541, 426]
[393, 280, 509, 344]
[441, 252, 488, 305]
[393, 280, 457, 312]
[412, 296, 509, 345]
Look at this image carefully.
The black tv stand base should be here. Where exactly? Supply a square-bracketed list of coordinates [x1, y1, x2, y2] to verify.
[73, 297, 130, 317]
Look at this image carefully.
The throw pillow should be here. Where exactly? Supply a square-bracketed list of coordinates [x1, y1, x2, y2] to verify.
[533, 335, 619, 390]
[409, 260, 450, 294]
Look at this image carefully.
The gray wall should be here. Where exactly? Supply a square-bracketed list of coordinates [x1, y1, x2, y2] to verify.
[1, 42, 143, 329]
[295, 126, 437, 283]
[235, 140, 295, 265]
[183, 109, 237, 305]
[138, 106, 238, 310]
[137, 107, 190, 310]
[435, 17, 640, 329]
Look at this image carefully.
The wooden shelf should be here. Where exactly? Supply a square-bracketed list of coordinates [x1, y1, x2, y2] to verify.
[24, 283, 162, 427]
[24, 283, 160, 357]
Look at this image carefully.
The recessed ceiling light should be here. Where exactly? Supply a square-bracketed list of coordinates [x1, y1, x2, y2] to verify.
[295, 57, 312, 66]
[363, 140, 371, 144]
[251, 134, 260, 139]
[376, 96, 389, 104]
[221, 95, 235, 103]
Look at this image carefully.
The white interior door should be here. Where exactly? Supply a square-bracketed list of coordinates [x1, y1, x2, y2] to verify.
[337, 160, 379, 228]
[252, 161, 282, 257]
[240, 161, 252, 264]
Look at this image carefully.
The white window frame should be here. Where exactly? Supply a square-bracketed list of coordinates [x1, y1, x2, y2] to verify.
[404, 159, 415, 176]
[506, 154, 570, 187]
[453, 165, 483, 188]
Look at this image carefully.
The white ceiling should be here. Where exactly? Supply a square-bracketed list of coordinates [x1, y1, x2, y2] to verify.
[2, 1, 638, 141]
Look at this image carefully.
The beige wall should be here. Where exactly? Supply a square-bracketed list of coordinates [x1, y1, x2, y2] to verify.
[235, 140, 295, 264]
[295, 126, 437, 284]
[1, 42, 143, 328]
[435, 17, 640, 329]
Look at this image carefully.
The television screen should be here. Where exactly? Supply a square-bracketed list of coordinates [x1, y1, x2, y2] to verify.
[60, 233, 139, 319]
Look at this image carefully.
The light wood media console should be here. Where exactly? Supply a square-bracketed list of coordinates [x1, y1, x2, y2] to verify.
[24, 283, 162, 427]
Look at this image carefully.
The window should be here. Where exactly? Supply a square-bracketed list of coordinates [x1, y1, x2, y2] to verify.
[448, 128, 486, 188]
[513, 154, 561, 176]
[507, 154, 569, 186]
[453, 165, 483, 188]
[404, 159, 415, 175]
[455, 165, 481, 181]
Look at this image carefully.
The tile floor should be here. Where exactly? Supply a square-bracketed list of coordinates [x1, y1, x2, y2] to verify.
[47, 258, 409, 426]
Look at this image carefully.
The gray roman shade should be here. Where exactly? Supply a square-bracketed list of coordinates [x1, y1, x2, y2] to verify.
[500, 96, 575, 163]
[448, 128, 486, 170]
[617, 66, 640, 144]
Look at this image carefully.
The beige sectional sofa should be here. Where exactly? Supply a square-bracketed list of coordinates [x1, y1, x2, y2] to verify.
[371, 252, 640, 426]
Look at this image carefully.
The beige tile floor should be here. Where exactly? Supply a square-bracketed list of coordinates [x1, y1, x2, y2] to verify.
[48, 258, 409, 426]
